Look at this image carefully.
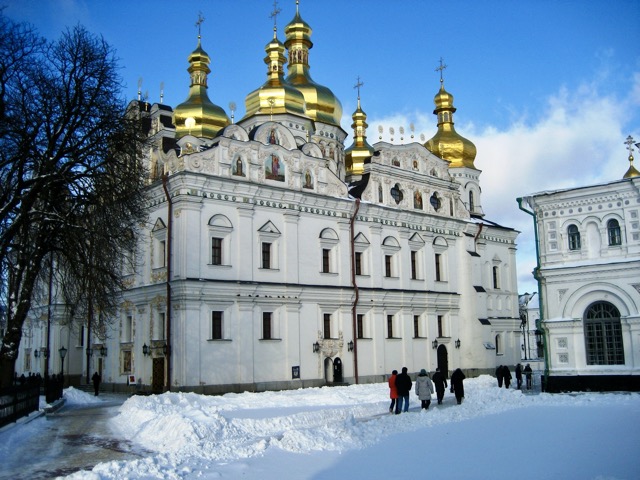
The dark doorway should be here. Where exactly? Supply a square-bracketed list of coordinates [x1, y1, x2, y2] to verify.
[437, 344, 449, 378]
[333, 357, 343, 383]
[152, 357, 165, 393]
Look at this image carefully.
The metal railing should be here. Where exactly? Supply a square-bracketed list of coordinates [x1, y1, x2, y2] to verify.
[0, 384, 40, 428]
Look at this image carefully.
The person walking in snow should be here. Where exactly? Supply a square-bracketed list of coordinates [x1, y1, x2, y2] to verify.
[503, 365, 512, 389]
[394, 367, 412, 414]
[432, 367, 448, 404]
[415, 369, 435, 410]
[92, 371, 101, 396]
[496, 365, 504, 388]
[388, 370, 398, 413]
[450, 368, 466, 405]
[515, 363, 523, 390]
[524, 363, 533, 389]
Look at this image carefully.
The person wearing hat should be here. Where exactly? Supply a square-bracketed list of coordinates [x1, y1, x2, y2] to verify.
[415, 368, 435, 410]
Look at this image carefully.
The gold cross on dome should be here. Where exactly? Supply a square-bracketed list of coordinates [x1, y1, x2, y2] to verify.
[625, 135, 636, 154]
[354, 76, 364, 99]
[195, 12, 205, 38]
[270, 0, 281, 30]
[435, 57, 447, 83]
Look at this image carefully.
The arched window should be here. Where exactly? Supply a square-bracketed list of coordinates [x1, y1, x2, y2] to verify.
[607, 219, 621, 246]
[567, 224, 581, 251]
[584, 301, 624, 365]
[469, 191, 475, 213]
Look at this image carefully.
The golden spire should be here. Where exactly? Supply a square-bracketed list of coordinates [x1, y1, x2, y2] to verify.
[345, 76, 374, 176]
[424, 58, 477, 169]
[243, 2, 306, 119]
[623, 135, 640, 178]
[284, 0, 342, 126]
[174, 13, 230, 139]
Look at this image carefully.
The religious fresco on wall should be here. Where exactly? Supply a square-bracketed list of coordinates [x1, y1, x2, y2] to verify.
[266, 154, 285, 182]
[233, 157, 245, 176]
[303, 170, 313, 189]
[414, 191, 423, 210]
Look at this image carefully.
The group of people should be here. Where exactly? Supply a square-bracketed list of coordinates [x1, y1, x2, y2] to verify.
[388, 367, 466, 414]
[496, 363, 533, 390]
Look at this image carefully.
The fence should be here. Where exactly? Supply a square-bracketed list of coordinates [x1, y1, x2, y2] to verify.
[0, 384, 40, 429]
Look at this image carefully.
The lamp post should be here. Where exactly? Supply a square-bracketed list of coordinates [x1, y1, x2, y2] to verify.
[58, 346, 67, 386]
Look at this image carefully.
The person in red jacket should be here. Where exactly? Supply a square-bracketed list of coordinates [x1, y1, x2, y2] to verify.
[388, 370, 398, 414]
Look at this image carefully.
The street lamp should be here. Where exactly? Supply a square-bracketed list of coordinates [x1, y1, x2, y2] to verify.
[347, 340, 354, 352]
[142, 343, 150, 356]
[312, 341, 320, 353]
[58, 346, 67, 376]
[432, 339, 438, 349]
[34, 349, 40, 358]
[100, 345, 108, 357]
[455, 339, 461, 349]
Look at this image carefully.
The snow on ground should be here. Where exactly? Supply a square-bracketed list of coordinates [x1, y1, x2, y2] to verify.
[63, 386, 105, 406]
[65, 376, 640, 480]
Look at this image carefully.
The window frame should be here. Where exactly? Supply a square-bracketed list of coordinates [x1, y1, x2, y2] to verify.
[567, 224, 581, 251]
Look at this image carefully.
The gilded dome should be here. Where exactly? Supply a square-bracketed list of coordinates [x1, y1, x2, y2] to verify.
[345, 96, 374, 176]
[424, 82, 477, 169]
[283, 4, 342, 126]
[174, 38, 230, 139]
[623, 153, 639, 178]
[244, 29, 306, 119]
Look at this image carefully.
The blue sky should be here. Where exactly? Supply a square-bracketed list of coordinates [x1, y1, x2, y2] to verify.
[5, 0, 640, 293]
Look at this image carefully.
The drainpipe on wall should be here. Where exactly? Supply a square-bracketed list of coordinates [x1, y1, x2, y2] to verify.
[162, 173, 173, 392]
[350, 198, 361, 384]
[517, 197, 550, 385]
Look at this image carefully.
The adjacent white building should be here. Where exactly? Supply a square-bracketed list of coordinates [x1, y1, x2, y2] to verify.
[519, 139, 640, 391]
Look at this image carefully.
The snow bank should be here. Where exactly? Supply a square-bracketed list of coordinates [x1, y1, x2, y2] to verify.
[64, 387, 104, 405]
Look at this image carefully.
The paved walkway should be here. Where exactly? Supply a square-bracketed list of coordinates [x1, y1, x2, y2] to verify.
[0, 393, 148, 479]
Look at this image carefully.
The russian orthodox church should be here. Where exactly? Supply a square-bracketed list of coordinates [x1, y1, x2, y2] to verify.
[15, 4, 521, 392]
[519, 137, 640, 392]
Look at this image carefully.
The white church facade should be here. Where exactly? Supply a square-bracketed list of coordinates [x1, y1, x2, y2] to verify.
[519, 138, 640, 392]
[14, 5, 522, 393]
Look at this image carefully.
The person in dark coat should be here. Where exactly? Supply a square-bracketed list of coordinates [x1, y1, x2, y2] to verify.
[495, 365, 504, 388]
[515, 363, 523, 390]
[524, 363, 533, 389]
[503, 365, 512, 389]
[394, 367, 412, 414]
[432, 367, 448, 404]
[91, 371, 101, 396]
[450, 368, 465, 405]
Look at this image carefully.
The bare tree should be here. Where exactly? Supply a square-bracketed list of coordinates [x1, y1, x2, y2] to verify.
[0, 14, 148, 387]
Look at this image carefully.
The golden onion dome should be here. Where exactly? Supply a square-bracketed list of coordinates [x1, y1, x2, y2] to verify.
[243, 28, 306, 119]
[284, 2, 342, 126]
[623, 153, 639, 178]
[345, 95, 374, 176]
[174, 37, 230, 139]
[424, 81, 477, 169]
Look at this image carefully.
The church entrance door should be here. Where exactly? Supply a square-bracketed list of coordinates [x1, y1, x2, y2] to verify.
[152, 357, 164, 393]
[333, 357, 343, 383]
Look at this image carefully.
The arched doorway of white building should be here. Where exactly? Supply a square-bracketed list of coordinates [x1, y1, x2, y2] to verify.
[323, 357, 333, 383]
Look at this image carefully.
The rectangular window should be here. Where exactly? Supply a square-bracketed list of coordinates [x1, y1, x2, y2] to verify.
[357, 314, 364, 339]
[324, 313, 331, 339]
[355, 252, 362, 276]
[435, 253, 442, 281]
[387, 314, 394, 338]
[124, 315, 133, 343]
[156, 312, 166, 340]
[411, 251, 418, 280]
[211, 311, 223, 340]
[159, 240, 167, 267]
[212, 237, 222, 265]
[262, 242, 271, 269]
[322, 249, 330, 273]
[385, 255, 392, 277]
[414, 315, 420, 338]
[437, 315, 444, 338]
[262, 312, 272, 340]
[492, 266, 500, 289]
